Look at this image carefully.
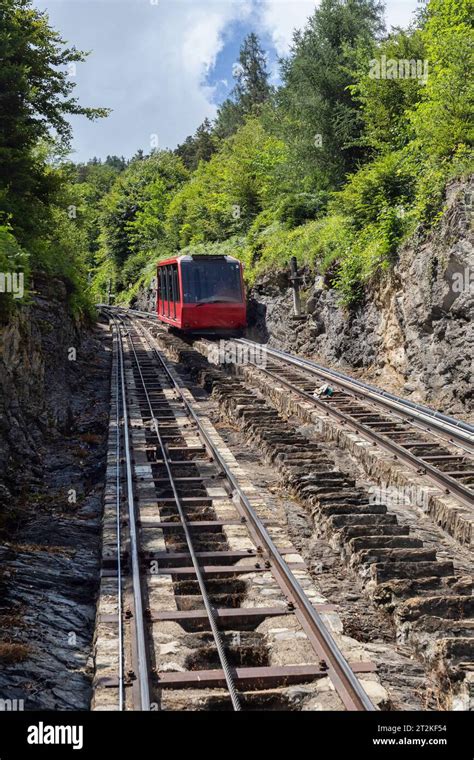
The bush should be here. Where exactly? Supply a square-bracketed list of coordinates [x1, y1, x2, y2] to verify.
[0, 226, 30, 319]
[276, 191, 329, 227]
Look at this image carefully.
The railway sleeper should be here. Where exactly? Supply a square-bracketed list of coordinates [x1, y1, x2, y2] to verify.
[338, 524, 411, 541]
[351, 547, 437, 567]
[373, 576, 472, 606]
[396, 618, 474, 654]
[313, 503, 388, 519]
[397, 595, 474, 622]
[370, 561, 454, 583]
[348, 536, 424, 551]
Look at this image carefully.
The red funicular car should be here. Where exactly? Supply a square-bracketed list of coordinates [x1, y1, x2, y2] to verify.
[157, 254, 246, 333]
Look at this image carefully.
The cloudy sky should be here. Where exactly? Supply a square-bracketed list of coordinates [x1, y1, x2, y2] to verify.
[34, 0, 421, 163]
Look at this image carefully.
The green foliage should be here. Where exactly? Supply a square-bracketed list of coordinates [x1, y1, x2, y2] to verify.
[96, 151, 187, 294]
[166, 118, 287, 247]
[333, 150, 416, 229]
[175, 118, 217, 171]
[0, 0, 109, 245]
[409, 0, 473, 159]
[0, 226, 29, 273]
[277, 0, 385, 191]
[0, 225, 30, 318]
[0, 0, 110, 320]
[332, 211, 402, 303]
[232, 32, 272, 115]
[351, 29, 427, 153]
[276, 192, 330, 228]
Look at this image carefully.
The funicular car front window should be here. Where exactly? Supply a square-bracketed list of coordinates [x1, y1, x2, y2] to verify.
[181, 260, 242, 304]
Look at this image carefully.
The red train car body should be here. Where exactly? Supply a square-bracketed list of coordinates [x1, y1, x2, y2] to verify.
[156, 254, 246, 333]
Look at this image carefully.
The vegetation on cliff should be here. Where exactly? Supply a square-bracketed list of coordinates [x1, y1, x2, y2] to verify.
[0, 0, 109, 316]
[1, 0, 472, 311]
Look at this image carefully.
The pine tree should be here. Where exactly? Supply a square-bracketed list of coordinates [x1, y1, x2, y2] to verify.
[215, 33, 271, 139]
[176, 118, 216, 170]
[233, 32, 271, 114]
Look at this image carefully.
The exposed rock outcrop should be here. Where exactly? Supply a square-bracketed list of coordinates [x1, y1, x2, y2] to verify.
[0, 277, 111, 709]
[248, 178, 473, 417]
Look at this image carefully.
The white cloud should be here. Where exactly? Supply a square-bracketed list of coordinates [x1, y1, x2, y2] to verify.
[33, 0, 252, 160]
[32, 0, 421, 161]
[181, 1, 252, 78]
[258, 0, 318, 56]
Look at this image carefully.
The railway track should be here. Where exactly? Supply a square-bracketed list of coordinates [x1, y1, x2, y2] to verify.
[115, 309, 474, 510]
[129, 320, 473, 709]
[233, 340, 474, 509]
[93, 311, 377, 711]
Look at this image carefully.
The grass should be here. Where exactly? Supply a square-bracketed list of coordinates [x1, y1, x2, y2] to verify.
[0, 642, 31, 664]
[80, 432, 104, 446]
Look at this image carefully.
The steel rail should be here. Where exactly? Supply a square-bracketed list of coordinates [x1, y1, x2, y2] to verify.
[115, 315, 152, 710]
[232, 355, 474, 508]
[123, 322, 242, 711]
[130, 315, 375, 712]
[236, 339, 474, 445]
[103, 309, 473, 441]
[112, 322, 125, 711]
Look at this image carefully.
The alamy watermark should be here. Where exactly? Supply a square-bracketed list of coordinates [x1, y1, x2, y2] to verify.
[450, 267, 473, 293]
[206, 340, 267, 368]
[27, 721, 83, 750]
[0, 271, 24, 299]
[369, 55, 429, 85]
[0, 697, 24, 711]
[369, 482, 429, 511]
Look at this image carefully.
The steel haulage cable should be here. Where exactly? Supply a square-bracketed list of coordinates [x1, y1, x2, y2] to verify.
[113, 322, 125, 711]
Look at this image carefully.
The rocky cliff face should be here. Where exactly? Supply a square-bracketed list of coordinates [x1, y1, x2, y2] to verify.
[0, 276, 110, 708]
[248, 177, 473, 418]
[132, 280, 156, 313]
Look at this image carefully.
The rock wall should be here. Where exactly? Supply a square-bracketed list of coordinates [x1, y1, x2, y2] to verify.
[248, 178, 473, 418]
[0, 276, 111, 708]
[132, 281, 156, 313]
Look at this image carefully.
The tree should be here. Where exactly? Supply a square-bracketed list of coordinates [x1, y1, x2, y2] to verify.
[175, 118, 216, 170]
[351, 28, 426, 154]
[215, 33, 271, 139]
[98, 151, 188, 289]
[410, 0, 473, 159]
[166, 118, 286, 248]
[0, 0, 109, 244]
[277, 0, 385, 192]
[233, 32, 272, 114]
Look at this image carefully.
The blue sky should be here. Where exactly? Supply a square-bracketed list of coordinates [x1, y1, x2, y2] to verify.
[33, 0, 421, 163]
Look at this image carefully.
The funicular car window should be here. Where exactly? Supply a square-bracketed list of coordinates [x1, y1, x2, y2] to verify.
[158, 268, 164, 315]
[161, 267, 166, 315]
[164, 266, 171, 317]
[171, 264, 178, 317]
[174, 265, 179, 315]
[181, 259, 242, 304]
